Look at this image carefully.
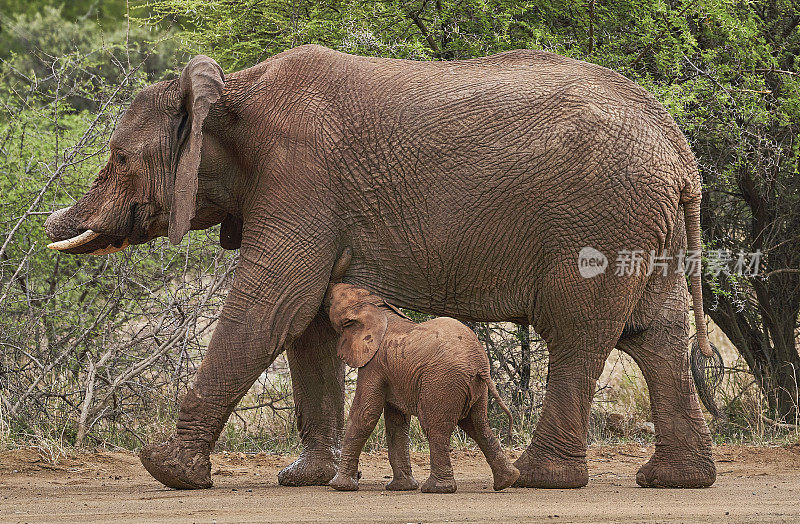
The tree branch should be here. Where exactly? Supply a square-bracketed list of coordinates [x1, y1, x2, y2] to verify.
[407, 9, 441, 57]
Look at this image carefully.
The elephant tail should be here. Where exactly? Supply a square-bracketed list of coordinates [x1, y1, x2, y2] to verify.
[681, 195, 714, 359]
[681, 166, 725, 416]
[481, 372, 514, 442]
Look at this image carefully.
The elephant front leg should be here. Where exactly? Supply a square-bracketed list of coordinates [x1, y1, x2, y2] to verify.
[140, 234, 339, 489]
[140, 319, 272, 489]
[278, 310, 346, 487]
[329, 372, 384, 491]
[384, 403, 418, 491]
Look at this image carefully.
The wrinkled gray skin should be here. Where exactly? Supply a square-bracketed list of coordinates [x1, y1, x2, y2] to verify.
[326, 282, 519, 493]
[44, 45, 716, 490]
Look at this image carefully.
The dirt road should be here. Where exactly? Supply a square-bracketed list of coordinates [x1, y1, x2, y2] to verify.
[1, 444, 798, 523]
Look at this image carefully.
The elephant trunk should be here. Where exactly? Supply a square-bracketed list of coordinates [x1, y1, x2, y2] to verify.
[330, 247, 352, 283]
[323, 247, 352, 309]
[44, 203, 130, 255]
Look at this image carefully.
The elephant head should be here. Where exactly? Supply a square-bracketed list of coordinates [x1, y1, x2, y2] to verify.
[327, 284, 388, 368]
[43, 55, 242, 254]
[326, 283, 411, 368]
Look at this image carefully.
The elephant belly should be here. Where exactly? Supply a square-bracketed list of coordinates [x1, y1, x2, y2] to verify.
[334, 54, 687, 331]
[384, 396, 417, 418]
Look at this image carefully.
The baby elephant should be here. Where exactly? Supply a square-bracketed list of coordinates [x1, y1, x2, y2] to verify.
[326, 283, 520, 493]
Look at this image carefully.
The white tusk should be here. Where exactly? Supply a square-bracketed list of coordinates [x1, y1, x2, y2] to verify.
[90, 239, 130, 255]
[47, 230, 100, 251]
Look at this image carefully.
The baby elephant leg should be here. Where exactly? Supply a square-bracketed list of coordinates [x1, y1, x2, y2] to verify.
[329, 372, 384, 491]
[458, 395, 520, 491]
[384, 403, 419, 491]
[418, 394, 460, 493]
[420, 420, 458, 494]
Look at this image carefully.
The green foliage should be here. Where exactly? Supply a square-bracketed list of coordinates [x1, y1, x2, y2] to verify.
[0, 0, 132, 28]
[143, 0, 539, 69]
[2, 0, 799, 449]
[1, 5, 186, 111]
[0, 3, 226, 449]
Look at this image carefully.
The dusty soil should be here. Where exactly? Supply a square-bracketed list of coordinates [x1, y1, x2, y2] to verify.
[1, 444, 799, 523]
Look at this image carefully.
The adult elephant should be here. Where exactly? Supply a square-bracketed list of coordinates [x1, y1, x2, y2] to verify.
[44, 45, 716, 490]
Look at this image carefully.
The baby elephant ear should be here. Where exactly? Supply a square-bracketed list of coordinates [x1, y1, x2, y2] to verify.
[383, 300, 411, 320]
[336, 305, 387, 368]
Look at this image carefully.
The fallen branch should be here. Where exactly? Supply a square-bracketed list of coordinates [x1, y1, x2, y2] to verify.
[761, 414, 799, 430]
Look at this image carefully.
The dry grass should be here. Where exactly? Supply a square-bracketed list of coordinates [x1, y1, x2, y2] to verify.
[3, 319, 798, 456]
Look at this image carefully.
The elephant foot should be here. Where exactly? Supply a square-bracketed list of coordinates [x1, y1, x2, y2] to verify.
[512, 447, 587, 488]
[139, 435, 212, 489]
[492, 464, 520, 491]
[421, 475, 457, 493]
[329, 472, 359, 491]
[636, 452, 716, 488]
[278, 451, 338, 486]
[386, 475, 419, 491]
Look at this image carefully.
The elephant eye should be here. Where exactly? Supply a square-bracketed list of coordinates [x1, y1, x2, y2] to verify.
[115, 151, 127, 167]
[342, 319, 357, 328]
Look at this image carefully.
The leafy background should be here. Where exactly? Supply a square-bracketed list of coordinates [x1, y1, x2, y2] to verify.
[0, 0, 798, 453]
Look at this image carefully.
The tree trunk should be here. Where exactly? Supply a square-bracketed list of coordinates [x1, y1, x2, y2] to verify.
[514, 324, 531, 407]
[770, 360, 800, 421]
[703, 277, 800, 424]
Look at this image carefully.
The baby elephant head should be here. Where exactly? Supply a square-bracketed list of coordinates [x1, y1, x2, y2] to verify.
[327, 283, 388, 368]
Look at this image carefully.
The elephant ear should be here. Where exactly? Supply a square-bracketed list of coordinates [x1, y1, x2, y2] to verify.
[168, 55, 225, 245]
[383, 300, 411, 320]
[337, 304, 387, 368]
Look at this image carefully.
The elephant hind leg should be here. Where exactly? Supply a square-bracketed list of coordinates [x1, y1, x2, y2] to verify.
[513, 321, 617, 488]
[418, 389, 461, 493]
[384, 403, 419, 491]
[419, 423, 458, 494]
[515, 258, 642, 488]
[512, 350, 609, 488]
[617, 279, 715, 488]
[458, 394, 519, 491]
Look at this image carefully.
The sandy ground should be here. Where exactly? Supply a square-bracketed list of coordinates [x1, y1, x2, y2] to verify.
[1, 444, 799, 523]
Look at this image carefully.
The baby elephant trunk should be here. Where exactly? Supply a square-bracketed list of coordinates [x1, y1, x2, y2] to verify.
[481, 372, 514, 442]
[330, 247, 352, 283]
